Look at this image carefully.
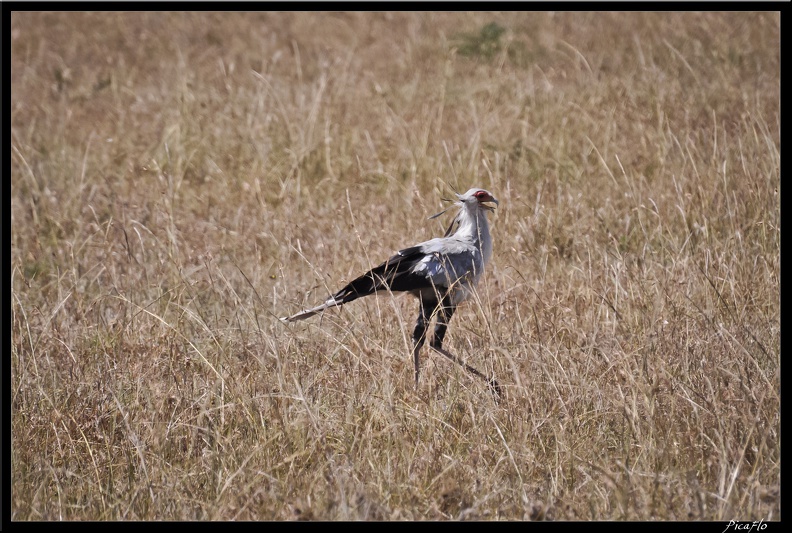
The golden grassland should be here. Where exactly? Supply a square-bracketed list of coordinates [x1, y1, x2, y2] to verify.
[10, 12, 779, 520]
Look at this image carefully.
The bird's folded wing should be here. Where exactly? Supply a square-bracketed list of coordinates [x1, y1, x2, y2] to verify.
[281, 246, 431, 322]
[281, 239, 479, 322]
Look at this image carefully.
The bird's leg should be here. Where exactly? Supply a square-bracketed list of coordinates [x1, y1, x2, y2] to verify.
[429, 297, 503, 402]
[429, 298, 456, 351]
[411, 299, 432, 388]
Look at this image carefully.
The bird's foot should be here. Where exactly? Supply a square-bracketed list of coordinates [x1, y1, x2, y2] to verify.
[488, 377, 503, 403]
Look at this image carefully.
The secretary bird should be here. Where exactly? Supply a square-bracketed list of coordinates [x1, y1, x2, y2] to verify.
[281, 187, 502, 400]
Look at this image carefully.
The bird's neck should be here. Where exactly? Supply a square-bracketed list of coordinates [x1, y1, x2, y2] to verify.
[456, 207, 493, 263]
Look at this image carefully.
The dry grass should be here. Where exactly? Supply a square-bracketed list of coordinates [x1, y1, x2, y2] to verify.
[10, 11, 779, 521]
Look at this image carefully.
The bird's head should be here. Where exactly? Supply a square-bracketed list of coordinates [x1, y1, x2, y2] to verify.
[459, 188, 499, 212]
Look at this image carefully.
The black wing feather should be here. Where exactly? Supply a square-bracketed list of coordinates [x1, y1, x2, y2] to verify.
[330, 245, 434, 304]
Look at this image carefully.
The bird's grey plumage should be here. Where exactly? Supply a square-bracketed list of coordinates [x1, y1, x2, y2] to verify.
[281, 187, 502, 400]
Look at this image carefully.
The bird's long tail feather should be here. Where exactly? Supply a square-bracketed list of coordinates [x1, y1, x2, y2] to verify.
[280, 247, 426, 323]
[280, 266, 391, 322]
[280, 297, 344, 322]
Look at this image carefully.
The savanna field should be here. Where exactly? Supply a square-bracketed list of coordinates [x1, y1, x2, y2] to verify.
[9, 12, 779, 520]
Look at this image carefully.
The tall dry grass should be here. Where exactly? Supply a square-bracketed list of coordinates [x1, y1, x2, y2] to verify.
[10, 12, 779, 520]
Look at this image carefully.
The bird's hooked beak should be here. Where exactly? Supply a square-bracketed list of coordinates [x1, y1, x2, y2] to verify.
[481, 196, 499, 212]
